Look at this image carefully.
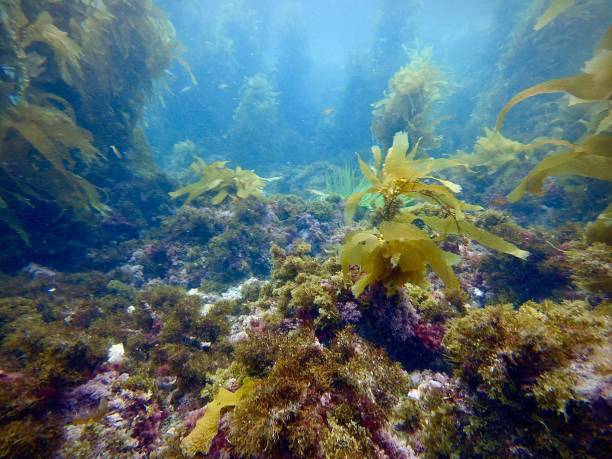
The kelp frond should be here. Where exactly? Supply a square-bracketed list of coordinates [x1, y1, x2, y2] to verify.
[345, 131, 468, 223]
[341, 221, 461, 296]
[454, 128, 578, 177]
[496, 28, 612, 202]
[169, 158, 268, 205]
[22, 11, 83, 85]
[533, 0, 575, 31]
[0, 100, 109, 228]
[496, 27, 612, 130]
[507, 134, 612, 202]
[341, 132, 529, 296]
[372, 48, 445, 150]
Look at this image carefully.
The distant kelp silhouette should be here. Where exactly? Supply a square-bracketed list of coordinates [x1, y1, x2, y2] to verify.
[372, 48, 445, 152]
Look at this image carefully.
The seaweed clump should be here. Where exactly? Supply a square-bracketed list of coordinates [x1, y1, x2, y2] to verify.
[169, 158, 267, 205]
[402, 300, 611, 458]
[226, 329, 409, 458]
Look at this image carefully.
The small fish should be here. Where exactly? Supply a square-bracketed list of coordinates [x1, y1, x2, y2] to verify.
[322, 107, 335, 116]
[217, 83, 229, 90]
[179, 86, 192, 94]
[490, 197, 508, 207]
[72, 399, 109, 426]
[48, 287, 56, 293]
[110, 145, 122, 159]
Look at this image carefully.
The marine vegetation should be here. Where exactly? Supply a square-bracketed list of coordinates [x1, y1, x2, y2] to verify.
[419, 299, 610, 458]
[317, 161, 369, 200]
[225, 73, 304, 169]
[496, 27, 612, 202]
[0, 2, 107, 240]
[218, 329, 407, 458]
[181, 378, 256, 457]
[0, 2, 610, 459]
[341, 132, 529, 296]
[169, 158, 268, 205]
[371, 48, 445, 151]
[534, 0, 576, 31]
[0, 0, 193, 263]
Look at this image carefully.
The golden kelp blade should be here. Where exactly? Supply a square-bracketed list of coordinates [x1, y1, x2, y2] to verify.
[340, 230, 382, 277]
[419, 216, 530, 259]
[371, 145, 383, 171]
[534, 0, 575, 31]
[382, 132, 411, 180]
[23, 12, 83, 85]
[181, 379, 255, 457]
[357, 155, 382, 188]
[496, 27, 612, 130]
[507, 134, 612, 202]
[343, 188, 376, 223]
[170, 160, 267, 205]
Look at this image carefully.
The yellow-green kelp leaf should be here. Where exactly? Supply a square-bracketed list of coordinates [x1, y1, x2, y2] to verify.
[533, 0, 575, 31]
[496, 27, 612, 130]
[170, 159, 267, 205]
[23, 11, 83, 85]
[418, 215, 530, 259]
[507, 134, 612, 202]
[341, 222, 460, 297]
[181, 379, 256, 457]
[344, 131, 465, 223]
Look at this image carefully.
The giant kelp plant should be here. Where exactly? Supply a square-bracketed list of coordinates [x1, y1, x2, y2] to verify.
[0, 0, 191, 268]
[341, 132, 529, 296]
[225, 74, 304, 170]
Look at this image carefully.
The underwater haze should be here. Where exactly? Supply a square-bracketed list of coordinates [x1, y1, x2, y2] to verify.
[0, 0, 611, 457]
